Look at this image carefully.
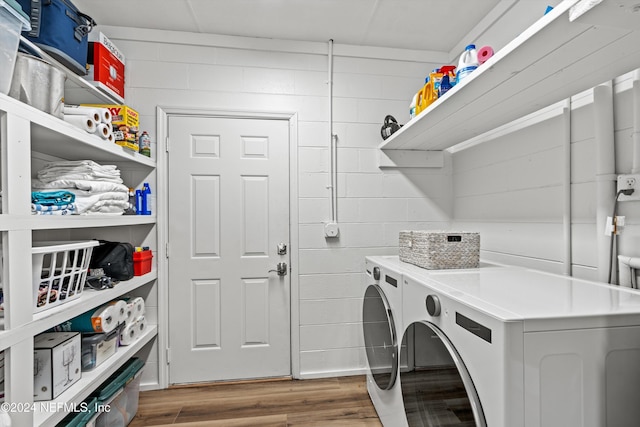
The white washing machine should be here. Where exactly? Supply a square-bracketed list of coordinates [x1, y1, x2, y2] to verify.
[401, 266, 640, 427]
[363, 256, 406, 426]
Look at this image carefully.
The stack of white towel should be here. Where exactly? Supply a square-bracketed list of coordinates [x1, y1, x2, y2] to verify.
[32, 160, 129, 215]
[63, 105, 114, 142]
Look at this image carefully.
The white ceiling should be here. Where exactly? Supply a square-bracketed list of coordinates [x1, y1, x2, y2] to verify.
[72, 0, 508, 53]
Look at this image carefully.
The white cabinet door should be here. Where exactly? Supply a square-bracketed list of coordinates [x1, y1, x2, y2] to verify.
[168, 115, 290, 384]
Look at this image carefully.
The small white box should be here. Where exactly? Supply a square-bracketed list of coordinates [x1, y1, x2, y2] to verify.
[34, 332, 81, 401]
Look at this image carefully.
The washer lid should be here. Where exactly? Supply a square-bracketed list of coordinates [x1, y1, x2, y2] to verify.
[363, 284, 398, 390]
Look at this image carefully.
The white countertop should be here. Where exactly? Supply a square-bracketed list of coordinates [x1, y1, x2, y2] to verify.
[367, 255, 640, 330]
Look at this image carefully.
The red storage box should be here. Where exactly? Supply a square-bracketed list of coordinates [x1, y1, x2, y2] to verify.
[87, 32, 125, 101]
[132, 250, 152, 276]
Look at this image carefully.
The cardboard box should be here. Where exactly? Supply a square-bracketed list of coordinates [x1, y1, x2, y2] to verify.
[82, 104, 139, 152]
[87, 32, 125, 102]
[34, 332, 82, 401]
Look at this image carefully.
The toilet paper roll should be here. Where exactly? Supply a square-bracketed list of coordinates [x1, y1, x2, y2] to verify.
[119, 321, 139, 346]
[130, 297, 145, 319]
[135, 315, 147, 336]
[124, 297, 145, 324]
[96, 123, 111, 139]
[63, 114, 96, 133]
[63, 106, 101, 123]
[477, 45, 494, 64]
[108, 299, 129, 324]
[67, 304, 118, 333]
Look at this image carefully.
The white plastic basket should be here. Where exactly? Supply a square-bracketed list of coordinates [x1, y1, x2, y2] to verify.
[32, 240, 99, 313]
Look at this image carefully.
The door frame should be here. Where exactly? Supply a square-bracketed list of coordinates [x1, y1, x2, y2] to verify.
[156, 107, 300, 388]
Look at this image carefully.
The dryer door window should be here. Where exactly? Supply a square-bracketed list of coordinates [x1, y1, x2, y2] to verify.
[400, 321, 486, 427]
[363, 284, 398, 391]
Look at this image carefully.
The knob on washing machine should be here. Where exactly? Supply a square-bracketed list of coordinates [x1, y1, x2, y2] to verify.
[373, 267, 380, 280]
[426, 295, 441, 317]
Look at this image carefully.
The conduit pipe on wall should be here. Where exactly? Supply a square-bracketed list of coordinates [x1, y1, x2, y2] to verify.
[632, 69, 640, 173]
[562, 99, 572, 276]
[326, 39, 338, 229]
[618, 255, 640, 287]
[593, 81, 617, 283]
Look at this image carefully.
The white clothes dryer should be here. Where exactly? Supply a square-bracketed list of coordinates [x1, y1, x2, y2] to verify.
[401, 267, 640, 427]
[363, 256, 406, 426]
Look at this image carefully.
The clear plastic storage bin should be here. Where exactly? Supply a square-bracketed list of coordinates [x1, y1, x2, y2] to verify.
[32, 240, 99, 313]
[0, 0, 30, 95]
[93, 358, 144, 427]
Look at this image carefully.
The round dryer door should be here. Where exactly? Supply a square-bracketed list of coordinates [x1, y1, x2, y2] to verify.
[400, 321, 486, 427]
[362, 284, 398, 391]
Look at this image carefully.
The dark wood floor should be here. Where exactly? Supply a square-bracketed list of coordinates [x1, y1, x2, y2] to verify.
[129, 375, 383, 426]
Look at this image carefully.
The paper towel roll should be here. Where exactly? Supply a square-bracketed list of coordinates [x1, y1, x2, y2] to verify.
[96, 123, 111, 139]
[97, 107, 112, 124]
[477, 45, 494, 64]
[63, 106, 101, 123]
[119, 321, 138, 346]
[63, 115, 96, 133]
[68, 304, 117, 333]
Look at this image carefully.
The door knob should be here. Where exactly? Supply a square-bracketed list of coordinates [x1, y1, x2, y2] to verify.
[269, 262, 288, 276]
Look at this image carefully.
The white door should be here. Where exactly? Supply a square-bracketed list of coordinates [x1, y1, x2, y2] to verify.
[167, 115, 290, 384]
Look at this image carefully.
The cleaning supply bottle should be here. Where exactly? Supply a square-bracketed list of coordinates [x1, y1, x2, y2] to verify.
[139, 131, 151, 157]
[409, 93, 417, 119]
[456, 44, 479, 84]
[415, 77, 432, 116]
[438, 74, 453, 97]
[429, 66, 456, 99]
[141, 182, 152, 215]
[135, 189, 143, 215]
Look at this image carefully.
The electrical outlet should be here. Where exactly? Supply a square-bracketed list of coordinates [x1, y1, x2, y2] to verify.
[617, 174, 640, 201]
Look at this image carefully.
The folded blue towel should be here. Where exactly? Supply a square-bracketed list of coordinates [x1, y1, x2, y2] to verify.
[31, 190, 75, 206]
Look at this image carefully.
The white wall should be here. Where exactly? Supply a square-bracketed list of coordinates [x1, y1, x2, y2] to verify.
[452, 73, 640, 282]
[101, 26, 453, 380]
[97, 2, 638, 382]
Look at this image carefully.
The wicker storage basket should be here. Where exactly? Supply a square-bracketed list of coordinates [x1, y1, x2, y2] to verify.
[399, 231, 480, 270]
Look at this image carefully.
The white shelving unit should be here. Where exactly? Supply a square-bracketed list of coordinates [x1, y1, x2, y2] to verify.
[33, 326, 157, 427]
[379, 0, 640, 152]
[0, 54, 158, 425]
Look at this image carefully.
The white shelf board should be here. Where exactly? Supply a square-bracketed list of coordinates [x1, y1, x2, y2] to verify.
[0, 215, 156, 231]
[379, 0, 640, 151]
[0, 94, 155, 168]
[34, 325, 158, 427]
[0, 272, 157, 352]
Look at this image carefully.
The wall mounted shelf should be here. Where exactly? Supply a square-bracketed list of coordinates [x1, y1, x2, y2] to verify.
[379, 0, 640, 152]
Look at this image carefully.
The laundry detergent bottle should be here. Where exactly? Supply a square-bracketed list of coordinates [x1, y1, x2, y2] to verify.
[456, 44, 479, 84]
